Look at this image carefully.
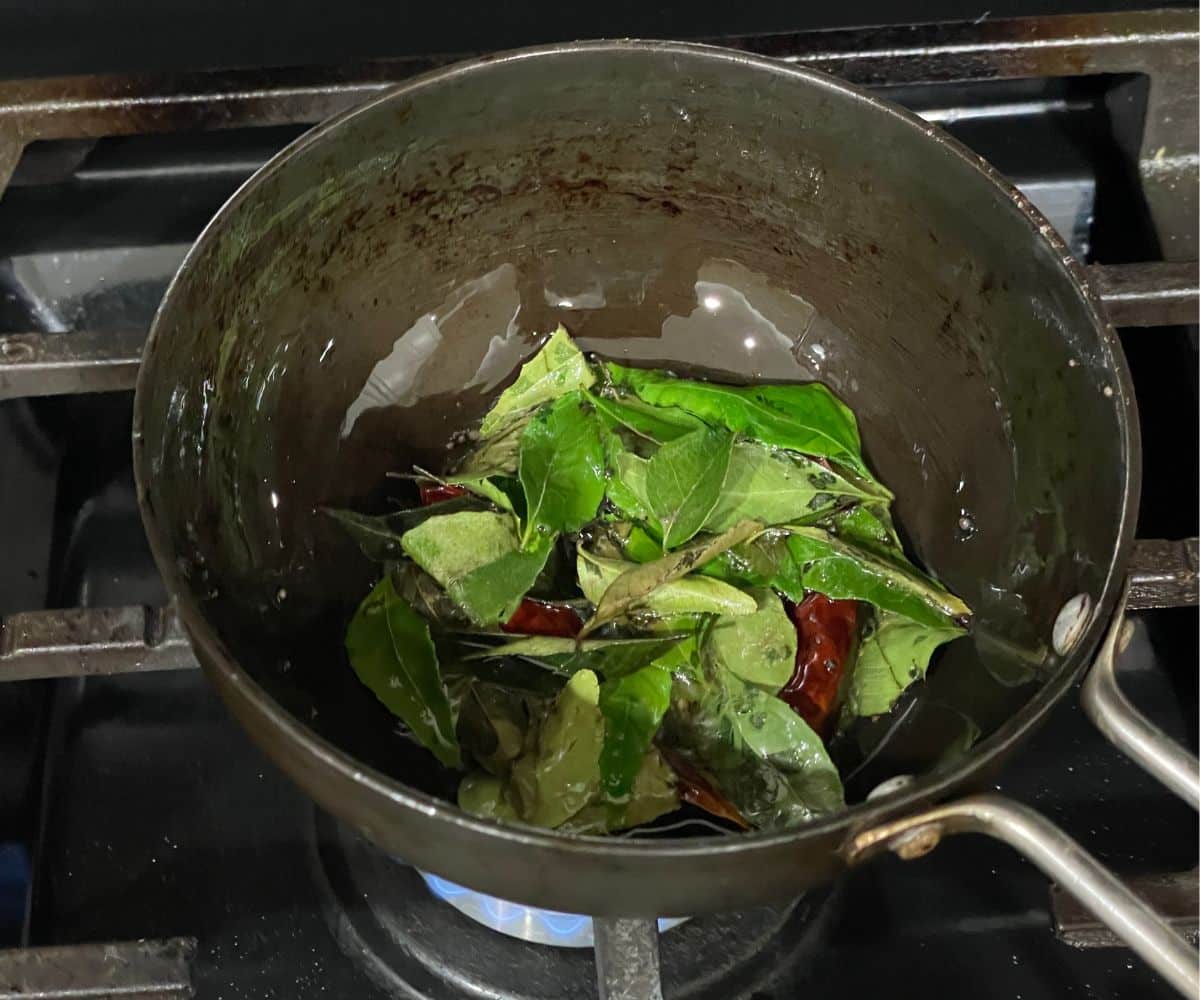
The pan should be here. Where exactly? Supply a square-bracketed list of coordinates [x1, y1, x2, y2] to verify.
[131, 42, 1198, 993]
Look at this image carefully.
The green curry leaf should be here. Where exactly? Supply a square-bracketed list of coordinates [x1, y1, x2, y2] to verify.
[345, 576, 460, 767]
[663, 666, 843, 829]
[324, 498, 481, 562]
[578, 523, 758, 633]
[784, 527, 971, 629]
[607, 363, 868, 474]
[464, 634, 688, 680]
[577, 541, 759, 629]
[400, 511, 552, 625]
[598, 664, 673, 798]
[843, 612, 965, 718]
[591, 392, 704, 445]
[518, 391, 606, 545]
[704, 442, 877, 533]
[479, 326, 595, 438]
[705, 588, 797, 692]
[647, 426, 733, 550]
[509, 669, 605, 828]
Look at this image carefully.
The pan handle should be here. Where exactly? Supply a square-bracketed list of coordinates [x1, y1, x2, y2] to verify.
[845, 794, 1198, 995]
[846, 602, 1200, 996]
[1080, 587, 1200, 809]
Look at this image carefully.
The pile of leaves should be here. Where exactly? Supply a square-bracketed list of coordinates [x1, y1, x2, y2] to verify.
[330, 326, 972, 834]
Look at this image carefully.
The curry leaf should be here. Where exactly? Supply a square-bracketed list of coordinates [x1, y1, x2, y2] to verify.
[402, 510, 519, 582]
[784, 527, 971, 629]
[825, 502, 904, 560]
[456, 683, 533, 775]
[705, 588, 797, 692]
[442, 652, 567, 698]
[605, 448, 655, 523]
[458, 669, 679, 832]
[843, 611, 965, 718]
[599, 664, 673, 798]
[662, 667, 843, 829]
[479, 326, 595, 438]
[607, 363, 868, 474]
[324, 498, 481, 562]
[704, 443, 878, 533]
[452, 535, 555, 625]
[518, 391, 606, 545]
[647, 426, 733, 550]
[509, 669, 605, 828]
[345, 576, 460, 767]
[579, 521, 764, 634]
[457, 773, 521, 823]
[591, 392, 704, 445]
[458, 413, 532, 476]
[559, 750, 678, 833]
[442, 472, 515, 513]
[401, 511, 552, 625]
[577, 543, 759, 629]
[464, 634, 688, 680]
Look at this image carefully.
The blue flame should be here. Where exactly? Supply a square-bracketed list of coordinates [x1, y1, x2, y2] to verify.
[420, 873, 684, 947]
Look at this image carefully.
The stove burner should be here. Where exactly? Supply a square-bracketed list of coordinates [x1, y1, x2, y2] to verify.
[419, 872, 687, 948]
[311, 809, 839, 999]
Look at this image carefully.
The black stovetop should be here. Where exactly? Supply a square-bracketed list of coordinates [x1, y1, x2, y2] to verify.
[0, 8, 1196, 998]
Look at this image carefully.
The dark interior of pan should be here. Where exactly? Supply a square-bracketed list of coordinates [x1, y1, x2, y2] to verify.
[132, 43, 1137, 914]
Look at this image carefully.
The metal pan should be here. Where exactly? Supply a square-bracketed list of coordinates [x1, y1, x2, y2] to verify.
[130, 42, 1197, 993]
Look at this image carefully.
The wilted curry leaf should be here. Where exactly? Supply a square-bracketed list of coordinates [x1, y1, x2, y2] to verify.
[577, 545, 758, 628]
[479, 326, 595, 438]
[458, 413, 532, 477]
[647, 426, 733, 550]
[518, 391, 606, 545]
[345, 576, 460, 767]
[579, 520, 764, 635]
[598, 664, 673, 799]
[607, 364, 869, 475]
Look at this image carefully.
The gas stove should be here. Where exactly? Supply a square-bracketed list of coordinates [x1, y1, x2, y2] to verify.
[0, 8, 1196, 999]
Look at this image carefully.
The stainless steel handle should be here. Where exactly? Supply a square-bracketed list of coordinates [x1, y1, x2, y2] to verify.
[847, 794, 1198, 996]
[1081, 585, 1200, 809]
[847, 603, 1200, 997]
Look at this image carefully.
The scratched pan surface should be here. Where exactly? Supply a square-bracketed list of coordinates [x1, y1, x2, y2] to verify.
[132, 42, 1138, 917]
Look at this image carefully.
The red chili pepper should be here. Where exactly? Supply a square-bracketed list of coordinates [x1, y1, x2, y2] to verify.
[501, 598, 583, 638]
[659, 747, 748, 829]
[418, 482, 468, 505]
[780, 593, 860, 738]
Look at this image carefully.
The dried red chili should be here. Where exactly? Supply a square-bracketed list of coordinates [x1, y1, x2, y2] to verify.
[418, 482, 468, 505]
[501, 598, 583, 638]
[780, 593, 860, 738]
[659, 747, 748, 829]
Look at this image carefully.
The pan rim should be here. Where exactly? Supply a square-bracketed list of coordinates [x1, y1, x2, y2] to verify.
[133, 38, 1141, 861]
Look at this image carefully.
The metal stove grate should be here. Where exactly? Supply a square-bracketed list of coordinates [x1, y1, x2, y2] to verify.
[0, 9, 1195, 999]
